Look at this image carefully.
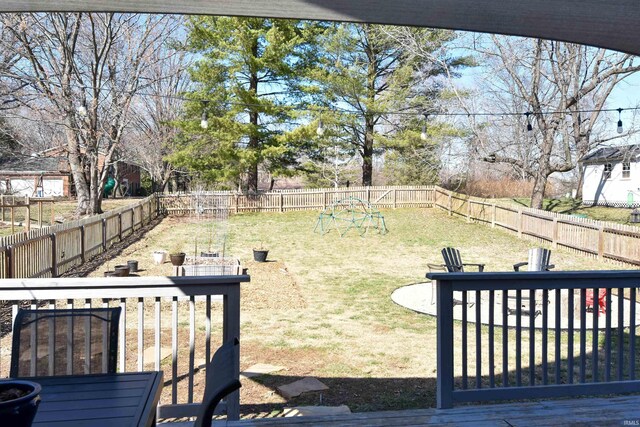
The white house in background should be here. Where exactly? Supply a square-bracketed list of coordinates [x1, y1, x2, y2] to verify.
[581, 144, 640, 207]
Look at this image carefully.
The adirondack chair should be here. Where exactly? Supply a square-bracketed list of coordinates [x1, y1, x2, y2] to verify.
[440, 247, 485, 272]
[513, 248, 555, 271]
[586, 288, 607, 315]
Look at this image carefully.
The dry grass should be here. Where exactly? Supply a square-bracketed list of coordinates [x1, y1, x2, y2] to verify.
[86, 208, 626, 415]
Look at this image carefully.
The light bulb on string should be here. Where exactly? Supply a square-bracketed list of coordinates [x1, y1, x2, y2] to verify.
[200, 111, 208, 129]
[525, 112, 533, 132]
[420, 113, 429, 141]
[617, 108, 624, 134]
[316, 119, 325, 137]
[200, 100, 209, 129]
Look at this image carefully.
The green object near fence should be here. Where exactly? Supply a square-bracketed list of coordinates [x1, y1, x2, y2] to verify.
[103, 176, 116, 198]
[314, 196, 388, 237]
[628, 191, 634, 207]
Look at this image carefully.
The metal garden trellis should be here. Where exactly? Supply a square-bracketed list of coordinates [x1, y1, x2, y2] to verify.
[314, 196, 388, 237]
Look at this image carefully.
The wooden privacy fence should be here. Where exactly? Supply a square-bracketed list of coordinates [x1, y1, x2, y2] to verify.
[429, 271, 640, 409]
[158, 185, 436, 214]
[0, 195, 158, 279]
[433, 187, 640, 266]
[0, 275, 246, 421]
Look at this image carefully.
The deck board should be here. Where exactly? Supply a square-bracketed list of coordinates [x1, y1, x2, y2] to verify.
[209, 395, 640, 426]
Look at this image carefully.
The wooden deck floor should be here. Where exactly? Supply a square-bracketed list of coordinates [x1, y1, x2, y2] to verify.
[215, 395, 640, 426]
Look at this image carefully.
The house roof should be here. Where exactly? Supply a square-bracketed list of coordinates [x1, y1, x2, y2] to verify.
[0, 155, 68, 174]
[581, 144, 640, 164]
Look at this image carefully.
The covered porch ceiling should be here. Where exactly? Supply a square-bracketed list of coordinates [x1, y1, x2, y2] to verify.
[0, 1, 638, 56]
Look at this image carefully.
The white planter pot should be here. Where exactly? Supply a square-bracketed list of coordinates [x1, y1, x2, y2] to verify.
[152, 251, 167, 265]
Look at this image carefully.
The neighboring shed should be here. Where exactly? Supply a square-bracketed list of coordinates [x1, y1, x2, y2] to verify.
[581, 144, 640, 207]
[0, 149, 142, 198]
[0, 155, 71, 197]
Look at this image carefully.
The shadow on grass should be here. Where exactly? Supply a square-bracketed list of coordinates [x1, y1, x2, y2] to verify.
[241, 375, 437, 415]
[239, 327, 640, 417]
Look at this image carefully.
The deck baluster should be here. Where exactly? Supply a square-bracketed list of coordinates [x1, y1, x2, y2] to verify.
[630, 287, 636, 380]
[592, 288, 599, 382]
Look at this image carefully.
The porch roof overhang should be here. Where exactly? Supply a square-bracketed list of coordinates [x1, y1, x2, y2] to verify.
[0, 1, 639, 56]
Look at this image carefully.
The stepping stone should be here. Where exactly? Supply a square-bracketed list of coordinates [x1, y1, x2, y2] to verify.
[277, 377, 329, 399]
[143, 346, 172, 364]
[241, 363, 285, 379]
[284, 405, 351, 417]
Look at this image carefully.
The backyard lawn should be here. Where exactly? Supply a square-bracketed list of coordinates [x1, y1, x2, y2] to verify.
[89, 207, 625, 415]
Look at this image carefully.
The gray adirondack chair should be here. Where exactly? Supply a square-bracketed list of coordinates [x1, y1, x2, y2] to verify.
[513, 248, 555, 271]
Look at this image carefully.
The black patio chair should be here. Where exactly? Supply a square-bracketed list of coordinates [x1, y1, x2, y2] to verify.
[513, 248, 555, 271]
[439, 247, 485, 272]
[10, 307, 121, 377]
[194, 337, 241, 427]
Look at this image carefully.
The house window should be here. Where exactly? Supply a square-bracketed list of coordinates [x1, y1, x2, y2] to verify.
[604, 163, 613, 179]
[623, 162, 631, 179]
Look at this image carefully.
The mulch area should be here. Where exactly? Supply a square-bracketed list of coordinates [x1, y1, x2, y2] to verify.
[60, 215, 165, 278]
[241, 260, 307, 311]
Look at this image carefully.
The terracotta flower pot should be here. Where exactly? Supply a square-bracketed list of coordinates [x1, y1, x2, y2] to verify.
[170, 253, 186, 266]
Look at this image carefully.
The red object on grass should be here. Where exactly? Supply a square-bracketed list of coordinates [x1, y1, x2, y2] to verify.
[586, 288, 607, 315]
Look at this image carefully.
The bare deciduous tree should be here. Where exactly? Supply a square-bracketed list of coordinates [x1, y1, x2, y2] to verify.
[0, 13, 179, 215]
[466, 36, 640, 208]
[125, 40, 191, 193]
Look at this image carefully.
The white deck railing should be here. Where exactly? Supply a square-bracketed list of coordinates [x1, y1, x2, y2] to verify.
[0, 275, 248, 421]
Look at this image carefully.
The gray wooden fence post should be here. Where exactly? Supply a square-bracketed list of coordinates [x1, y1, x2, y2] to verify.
[7, 245, 13, 279]
[436, 277, 454, 409]
[102, 218, 107, 252]
[51, 233, 58, 277]
[598, 224, 604, 259]
[25, 196, 30, 232]
[518, 209, 523, 238]
[492, 204, 496, 228]
[80, 225, 86, 263]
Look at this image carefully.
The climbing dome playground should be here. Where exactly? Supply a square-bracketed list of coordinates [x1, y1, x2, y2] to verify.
[314, 196, 388, 237]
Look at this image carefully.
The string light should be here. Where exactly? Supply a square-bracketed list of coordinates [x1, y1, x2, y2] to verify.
[200, 101, 209, 129]
[617, 108, 624, 134]
[420, 113, 428, 141]
[525, 112, 533, 132]
[75, 89, 636, 135]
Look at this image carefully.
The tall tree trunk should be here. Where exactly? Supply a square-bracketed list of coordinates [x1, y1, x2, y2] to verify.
[65, 124, 91, 216]
[362, 117, 374, 186]
[247, 40, 260, 193]
[530, 173, 548, 209]
[247, 109, 259, 192]
[574, 164, 585, 200]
